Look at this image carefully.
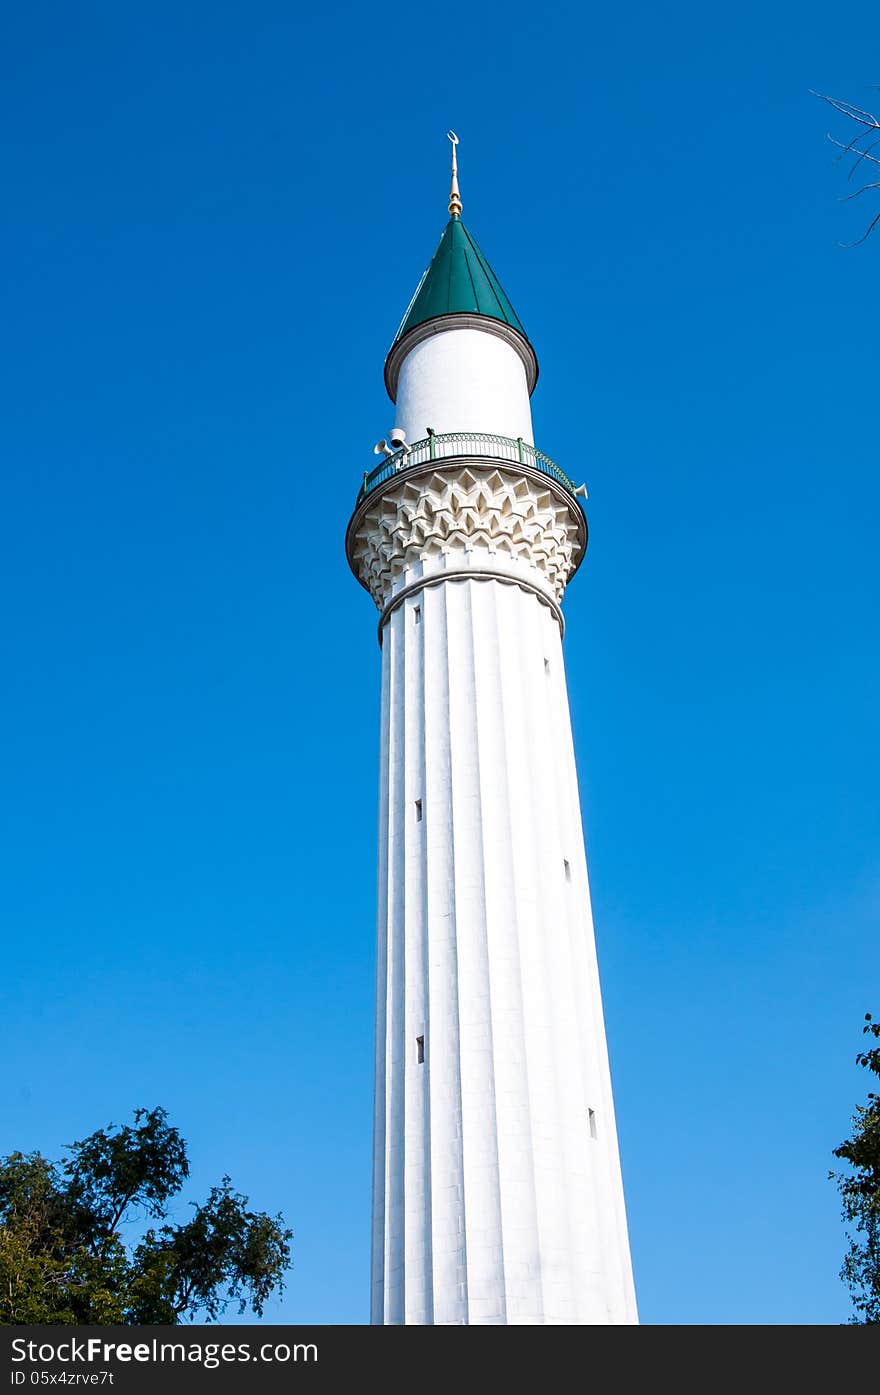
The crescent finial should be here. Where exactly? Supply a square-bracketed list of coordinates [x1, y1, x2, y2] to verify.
[447, 131, 462, 218]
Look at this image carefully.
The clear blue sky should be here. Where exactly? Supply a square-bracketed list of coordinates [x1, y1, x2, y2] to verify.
[2, 0, 877, 1325]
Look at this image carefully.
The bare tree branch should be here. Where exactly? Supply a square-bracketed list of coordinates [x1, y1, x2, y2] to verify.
[814, 89, 880, 242]
[827, 137, 880, 176]
[812, 90, 880, 130]
[841, 180, 880, 201]
[841, 207, 880, 248]
[845, 137, 880, 181]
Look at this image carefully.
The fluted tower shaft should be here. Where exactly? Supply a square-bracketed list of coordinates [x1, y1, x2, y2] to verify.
[347, 187, 638, 1325]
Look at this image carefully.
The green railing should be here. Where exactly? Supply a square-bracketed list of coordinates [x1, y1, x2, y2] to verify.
[356, 431, 586, 512]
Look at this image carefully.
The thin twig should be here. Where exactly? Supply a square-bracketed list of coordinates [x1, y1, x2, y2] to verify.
[812, 90, 880, 130]
[841, 206, 880, 247]
[841, 180, 880, 201]
[847, 137, 880, 179]
[815, 89, 880, 242]
[827, 135, 880, 167]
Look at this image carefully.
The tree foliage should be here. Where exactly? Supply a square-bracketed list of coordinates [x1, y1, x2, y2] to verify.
[0, 1107, 292, 1325]
[831, 1014, 880, 1324]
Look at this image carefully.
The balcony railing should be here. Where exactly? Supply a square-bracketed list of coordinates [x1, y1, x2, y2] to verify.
[355, 431, 586, 512]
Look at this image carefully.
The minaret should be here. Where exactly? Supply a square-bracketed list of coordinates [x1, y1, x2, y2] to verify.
[346, 136, 638, 1326]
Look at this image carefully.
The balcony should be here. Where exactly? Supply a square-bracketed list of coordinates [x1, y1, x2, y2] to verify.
[356, 431, 586, 514]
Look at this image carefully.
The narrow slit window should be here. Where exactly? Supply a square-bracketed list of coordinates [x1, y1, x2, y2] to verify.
[588, 1108, 597, 1139]
[564, 859, 571, 881]
[414, 799, 423, 823]
[413, 605, 421, 625]
[544, 658, 550, 675]
[416, 1035, 425, 1064]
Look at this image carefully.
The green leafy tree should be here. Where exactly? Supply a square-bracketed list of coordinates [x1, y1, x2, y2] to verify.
[832, 1014, 880, 1324]
[0, 1107, 292, 1324]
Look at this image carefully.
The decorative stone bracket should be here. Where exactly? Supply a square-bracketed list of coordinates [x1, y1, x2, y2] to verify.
[347, 462, 586, 610]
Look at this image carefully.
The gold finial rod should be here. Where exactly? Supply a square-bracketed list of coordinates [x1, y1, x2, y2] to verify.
[447, 130, 462, 218]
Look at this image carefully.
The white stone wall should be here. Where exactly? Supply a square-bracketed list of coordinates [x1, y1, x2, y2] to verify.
[394, 328, 534, 445]
[366, 546, 638, 1325]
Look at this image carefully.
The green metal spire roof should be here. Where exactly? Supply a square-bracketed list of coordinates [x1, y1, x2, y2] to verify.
[392, 217, 528, 346]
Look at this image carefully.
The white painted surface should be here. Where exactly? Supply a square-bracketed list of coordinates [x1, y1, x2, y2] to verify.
[360, 270, 636, 1324]
[394, 328, 534, 446]
[369, 551, 638, 1325]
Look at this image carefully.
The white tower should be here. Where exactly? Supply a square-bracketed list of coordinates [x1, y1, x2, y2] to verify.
[346, 138, 638, 1326]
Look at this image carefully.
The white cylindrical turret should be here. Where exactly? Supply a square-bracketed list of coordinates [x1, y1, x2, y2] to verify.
[348, 176, 637, 1325]
[394, 326, 534, 444]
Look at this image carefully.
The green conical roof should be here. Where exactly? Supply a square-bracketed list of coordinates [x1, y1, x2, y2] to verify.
[392, 217, 528, 345]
